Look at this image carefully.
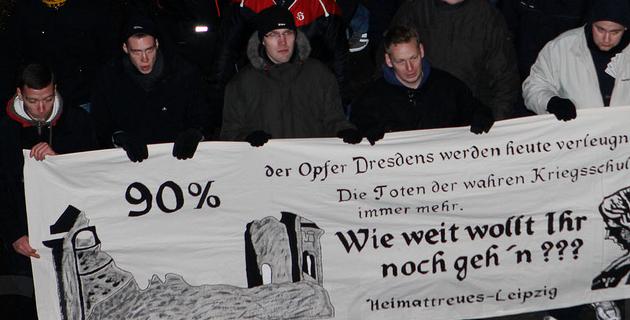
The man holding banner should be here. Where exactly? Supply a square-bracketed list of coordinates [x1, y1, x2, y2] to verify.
[220, 6, 362, 147]
[1, 63, 96, 319]
[91, 16, 210, 162]
[350, 25, 494, 145]
[523, 0, 630, 121]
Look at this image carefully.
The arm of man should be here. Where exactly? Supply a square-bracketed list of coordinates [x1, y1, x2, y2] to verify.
[321, 13, 350, 104]
[320, 67, 356, 136]
[90, 67, 117, 149]
[220, 78, 252, 141]
[522, 40, 563, 115]
[349, 82, 386, 145]
[213, 3, 256, 94]
[483, 11, 520, 120]
[0, 173, 37, 258]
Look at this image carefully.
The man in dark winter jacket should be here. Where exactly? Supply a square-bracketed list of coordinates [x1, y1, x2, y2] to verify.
[220, 6, 361, 146]
[391, 0, 520, 121]
[91, 16, 211, 162]
[213, 0, 349, 107]
[1, 62, 95, 267]
[0, 0, 119, 110]
[350, 26, 494, 144]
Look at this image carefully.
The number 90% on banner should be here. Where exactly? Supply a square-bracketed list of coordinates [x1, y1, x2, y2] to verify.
[125, 181, 221, 217]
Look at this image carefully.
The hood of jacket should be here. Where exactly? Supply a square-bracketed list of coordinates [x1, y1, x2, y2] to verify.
[6, 91, 63, 128]
[246, 29, 312, 70]
[382, 59, 432, 89]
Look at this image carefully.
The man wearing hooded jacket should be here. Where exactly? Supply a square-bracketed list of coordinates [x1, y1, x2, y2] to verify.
[523, 0, 630, 122]
[350, 26, 494, 145]
[213, 0, 349, 109]
[0, 63, 96, 319]
[1, 63, 95, 259]
[522, 1, 630, 318]
[220, 6, 360, 146]
[391, 0, 519, 121]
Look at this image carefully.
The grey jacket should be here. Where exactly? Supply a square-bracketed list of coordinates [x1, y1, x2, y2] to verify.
[221, 31, 354, 141]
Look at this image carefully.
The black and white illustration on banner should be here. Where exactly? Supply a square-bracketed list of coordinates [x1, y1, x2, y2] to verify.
[592, 187, 630, 290]
[43, 206, 334, 320]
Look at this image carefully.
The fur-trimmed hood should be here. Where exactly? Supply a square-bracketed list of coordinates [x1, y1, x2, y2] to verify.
[246, 29, 312, 70]
[6, 91, 63, 128]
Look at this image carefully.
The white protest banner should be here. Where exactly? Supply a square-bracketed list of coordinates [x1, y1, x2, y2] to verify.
[24, 108, 630, 320]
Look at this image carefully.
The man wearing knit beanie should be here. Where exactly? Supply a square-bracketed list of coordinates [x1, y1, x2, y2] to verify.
[256, 6, 298, 64]
[221, 6, 361, 147]
[524, 0, 630, 121]
[523, 1, 629, 319]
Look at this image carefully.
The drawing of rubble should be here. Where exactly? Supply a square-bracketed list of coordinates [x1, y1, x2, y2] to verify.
[43, 206, 334, 320]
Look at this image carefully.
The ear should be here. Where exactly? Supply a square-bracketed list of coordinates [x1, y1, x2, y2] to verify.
[419, 43, 425, 58]
[16, 87, 22, 99]
[385, 52, 393, 68]
[155, 38, 159, 48]
[122, 42, 128, 54]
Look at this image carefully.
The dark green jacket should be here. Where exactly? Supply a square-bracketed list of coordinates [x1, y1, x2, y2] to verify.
[221, 31, 354, 141]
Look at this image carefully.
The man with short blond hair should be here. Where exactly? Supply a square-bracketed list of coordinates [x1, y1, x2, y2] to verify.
[391, 0, 519, 120]
[350, 25, 494, 145]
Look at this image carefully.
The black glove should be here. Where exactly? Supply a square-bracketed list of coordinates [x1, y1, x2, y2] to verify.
[470, 108, 495, 134]
[245, 130, 271, 147]
[337, 128, 363, 144]
[364, 127, 385, 145]
[113, 131, 148, 162]
[547, 96, 576, 121]
[172, 128, 204, 160]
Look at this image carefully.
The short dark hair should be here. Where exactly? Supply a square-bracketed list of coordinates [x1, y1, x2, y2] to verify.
[384, 26, 422, 53]
[18, 63, 55, 90]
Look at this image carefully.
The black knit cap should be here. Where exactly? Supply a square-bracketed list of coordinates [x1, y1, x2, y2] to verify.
[589, 0, 630, 28]
[256, 6, 296, 41]
[122, 15, 158, 43]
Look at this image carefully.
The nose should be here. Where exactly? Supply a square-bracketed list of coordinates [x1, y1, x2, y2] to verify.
[140, 52, 149, 62]
[278, 35, 287, 45]
[405, 61, 413, 72]
[37, 101, 46, 114]
[603, 32, 611, 43]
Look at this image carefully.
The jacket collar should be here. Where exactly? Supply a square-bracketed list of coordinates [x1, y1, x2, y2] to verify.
[382, 59, 432, 89]
[6, 91, 63, 128]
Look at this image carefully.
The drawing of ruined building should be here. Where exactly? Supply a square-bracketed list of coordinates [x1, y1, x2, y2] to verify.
[245, 212, 326, 288]
[43, 206, 334, 320]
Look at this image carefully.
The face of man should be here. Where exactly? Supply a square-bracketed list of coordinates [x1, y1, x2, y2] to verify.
[123, 35, 159, 74]
[17, 83, 55, 121]
[385, 40, 424, 89]
[592, 20, 627, 51]
[262, 28, 296, 64]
